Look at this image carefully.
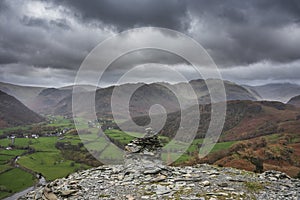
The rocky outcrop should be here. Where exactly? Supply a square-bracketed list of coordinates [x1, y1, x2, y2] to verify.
[21, 164, 300, 200]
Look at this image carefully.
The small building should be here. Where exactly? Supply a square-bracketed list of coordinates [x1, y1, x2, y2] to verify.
[10, 135, 15, 145]
[31, 134, 39, 139]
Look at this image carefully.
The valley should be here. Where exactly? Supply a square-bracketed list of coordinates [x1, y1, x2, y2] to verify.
[0, 80, 300, 199]
[1, 105, 300, 199]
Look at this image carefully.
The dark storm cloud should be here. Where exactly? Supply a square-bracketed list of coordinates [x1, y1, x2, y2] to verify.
[20, 16, 71, 30]
[186, 0, 300, 66]
[47, 0, 300, 67]
[0, 0, 299, 86]
[0, 0, 113, 72]
[55, 0, 189, 31]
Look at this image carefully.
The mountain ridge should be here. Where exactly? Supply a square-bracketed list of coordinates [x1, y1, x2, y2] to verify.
[36, 79, 260, 117]
[246, 83, 300, 103]
[0, 90, 44, 128]
[288, 95, 300, 107]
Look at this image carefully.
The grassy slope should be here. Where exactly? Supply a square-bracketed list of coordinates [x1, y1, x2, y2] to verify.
[0, 168, 35, 199]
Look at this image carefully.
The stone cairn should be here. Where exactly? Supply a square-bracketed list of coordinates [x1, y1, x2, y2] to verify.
[124, 127, 165, 174]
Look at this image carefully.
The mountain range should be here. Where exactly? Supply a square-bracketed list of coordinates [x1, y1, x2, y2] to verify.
[1, 79, 300, 126]
[0, 79, 262, 117]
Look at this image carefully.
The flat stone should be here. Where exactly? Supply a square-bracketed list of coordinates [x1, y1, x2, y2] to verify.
[69, 180, 79, 185]
[151, 175, 167, 182]
[156, 185, 172, 195]
[43, 192, 58, 200]
[217, 182, 228, 187]
[144, 168, 161, 174]
[60, 189, 77, 196]
[126, 194, 135, 200]
[201, 180, 210, 186]
[207, 192, 229, 196]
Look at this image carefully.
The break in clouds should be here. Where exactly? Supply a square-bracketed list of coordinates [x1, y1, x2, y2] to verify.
[0, 0, 300, 87]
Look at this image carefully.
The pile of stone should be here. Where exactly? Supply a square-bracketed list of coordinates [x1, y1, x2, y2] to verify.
[125, 127, 162, 157]
[21, 164, 300, 200]
[124, 128, 164, 174]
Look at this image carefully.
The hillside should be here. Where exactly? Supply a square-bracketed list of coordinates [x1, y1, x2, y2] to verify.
[30, 88, 72, 114]
[0, 90, 44, 128]
[0, 81, 45, 108]
[200, 132, 300, 178]
[123, 100, 300, 140]
[288, 95, 300, 107]
[0, 82, 97, 115]
[122, 100, 300, 177]
[188, 79, 261, 102]
[246, 83, 300, 103]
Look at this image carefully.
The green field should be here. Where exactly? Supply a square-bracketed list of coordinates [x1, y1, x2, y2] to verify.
[0, 149, 26, 156]
[0, 155, 13, 165]
[210, 141, 236, 153]
[0, 116, 89, 199]
[0, 168, 35, 199]
[0, 137, 60, 152]
[29, 137, 60, 152]
[0, 165, 11, 174]
[46, 116, 74, 128]
[18, 152, 86, 181]
[13, 136, 89, 181]
[0, 126, 30, 136]
[105, 129, 135, 145]
[63, 134, 82, 145]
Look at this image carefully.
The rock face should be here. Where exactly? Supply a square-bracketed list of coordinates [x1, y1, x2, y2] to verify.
[21, 164, 300, 200]
[21, 128, 300, 199]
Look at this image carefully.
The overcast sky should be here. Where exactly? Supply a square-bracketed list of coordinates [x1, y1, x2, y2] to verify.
[0, 0, 300, 87]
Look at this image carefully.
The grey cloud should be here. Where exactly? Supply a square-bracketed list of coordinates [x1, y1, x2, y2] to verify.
[186, 0, 300, 66]
[219, 59, 300, 85]
[55, 0, 189, 31]
[21, 16, 49, 28]
[0, 0, 300, 87]
[49, 19, 71, 30]
[0, 63, 76, 87]
[100, 49, 188, 85]
[0, 0, 112, 71]
[21, 16, 71, 30]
